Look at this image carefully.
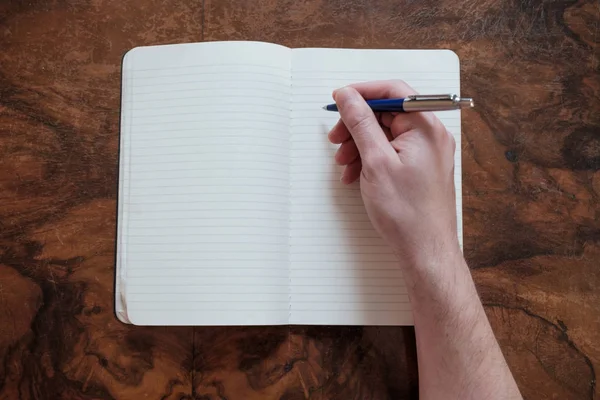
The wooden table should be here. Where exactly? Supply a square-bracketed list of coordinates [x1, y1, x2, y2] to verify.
[1, 1, 598, 398]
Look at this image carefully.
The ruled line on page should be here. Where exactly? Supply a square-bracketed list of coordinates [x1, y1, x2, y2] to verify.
[125, 250, 396, 255]
[136, 136, 289, 145]
[126, 199, 289, 205]
[132, 70, 290, 81]
[128, 168, 288, 176]
[127, 274, 289, 279]
[125, 266, 283, 270]
[128, 291, 288, 295]
[130, 309, 290, 312]
[130, 104, 290, 114]
[134, 79, 289, 89]
[129, 94, 290, 106]
[128, 215, 289, 221]
[130, 107, 291, 119]
[128, 126, 288, 134]
[132, 104, 290, 116]
[130, 86, 290, 96]
[127, 293, 407, 300]
[132, 77, 290, 87]
[129, 159, 290, 167]
[131, 62, 291, 73]
[128, 300, 288, 303]
[126, 286, 406, 293]
[127, 191, 289, 197]
[128, 300, 408, 305]
[131, 142, 290, 151]
[130, 113, 289, 124]
[126, 290, 403, 295]
[128, 175, 289, 183]
[124, 283, 287, 287]
[123, 283, 404, 287]
[126, 182, 289, 189]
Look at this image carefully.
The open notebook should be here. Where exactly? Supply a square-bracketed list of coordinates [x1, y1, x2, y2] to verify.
[116, 41, 463, 326]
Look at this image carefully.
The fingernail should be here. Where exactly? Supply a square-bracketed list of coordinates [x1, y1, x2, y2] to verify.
[333, 86, 351, 101]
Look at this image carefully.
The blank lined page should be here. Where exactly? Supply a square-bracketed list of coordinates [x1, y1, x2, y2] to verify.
[117, 42, 292, 325]
[289, 49, 463, 325]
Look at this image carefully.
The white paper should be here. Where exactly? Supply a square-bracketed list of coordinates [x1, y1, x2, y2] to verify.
[118, 41, 292, 325]
[288, 48, 461, 325]
[117, 42, 462, 326]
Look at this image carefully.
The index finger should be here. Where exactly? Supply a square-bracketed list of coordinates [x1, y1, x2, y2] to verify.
[347, 80, 439, 131]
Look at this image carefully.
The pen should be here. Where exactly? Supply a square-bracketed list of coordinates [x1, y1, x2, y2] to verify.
[323, 94, 474, 112]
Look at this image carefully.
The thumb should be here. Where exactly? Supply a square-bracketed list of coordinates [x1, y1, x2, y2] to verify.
[334, 87, 393, 161]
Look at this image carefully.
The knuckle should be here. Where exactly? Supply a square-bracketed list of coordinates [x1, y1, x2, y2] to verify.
[431, 116, 446, 133]
[426, 117, 451, 143]
[447, 130, 456, 151]
[392, 79, 410, 90]
[363, 151, 389, 173]
[391, 79, 417, 96]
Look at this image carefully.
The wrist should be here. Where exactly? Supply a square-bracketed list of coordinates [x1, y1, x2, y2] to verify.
[392, 231, 462, 271]
[393, 234, 467, 288]
[396, 238, 478, 313]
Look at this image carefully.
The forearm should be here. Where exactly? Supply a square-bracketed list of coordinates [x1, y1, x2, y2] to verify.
[401, 246, 522, 400]
[328, 81, 521, 398]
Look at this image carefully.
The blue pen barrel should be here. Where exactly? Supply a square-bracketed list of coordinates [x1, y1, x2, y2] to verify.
[324, 98, 407, 112]
[365, 98, 406, 112]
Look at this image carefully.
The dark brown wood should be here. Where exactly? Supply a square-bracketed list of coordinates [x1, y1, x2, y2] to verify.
[0, 0, 598, 398]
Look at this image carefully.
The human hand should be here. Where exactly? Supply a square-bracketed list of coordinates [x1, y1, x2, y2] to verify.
[328, 81, 460, 265]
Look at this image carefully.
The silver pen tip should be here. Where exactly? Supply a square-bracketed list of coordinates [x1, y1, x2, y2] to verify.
[322, 106, 328, 110]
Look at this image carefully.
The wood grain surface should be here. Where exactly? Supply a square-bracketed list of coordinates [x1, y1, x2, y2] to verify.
[0, 0, 598, 399]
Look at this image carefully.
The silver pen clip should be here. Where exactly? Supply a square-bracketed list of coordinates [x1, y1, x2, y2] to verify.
[403, 94, 474, 111]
